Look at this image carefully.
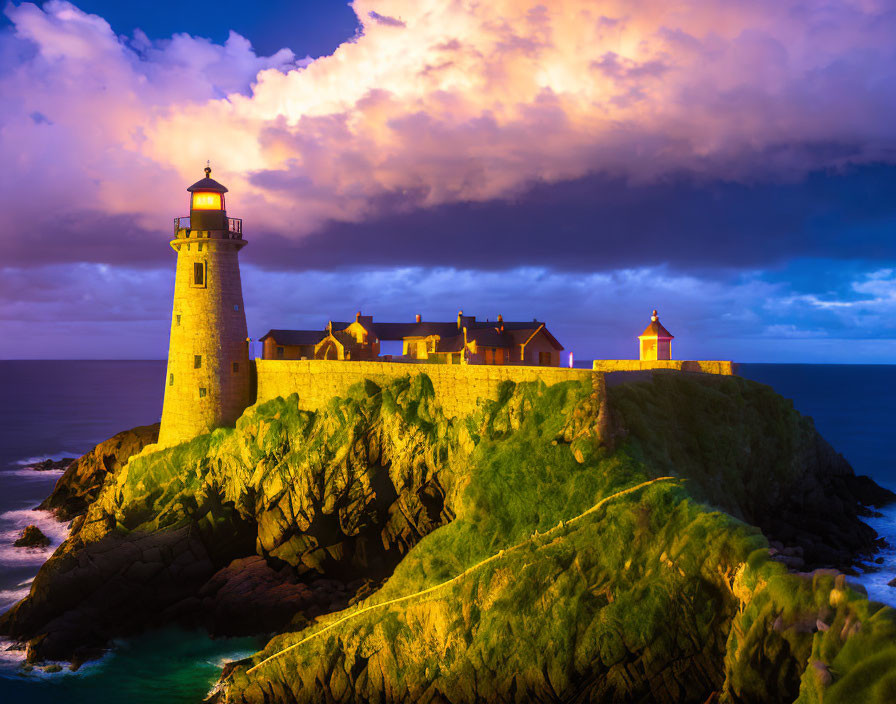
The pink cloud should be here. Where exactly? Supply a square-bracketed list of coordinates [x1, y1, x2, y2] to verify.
[1, 0, 895, 260]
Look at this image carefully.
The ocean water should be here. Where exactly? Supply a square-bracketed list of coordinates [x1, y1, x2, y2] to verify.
[0, 361, 894, 700]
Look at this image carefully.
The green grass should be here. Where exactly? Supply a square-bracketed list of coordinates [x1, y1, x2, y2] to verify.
[72, 371, 896, 704]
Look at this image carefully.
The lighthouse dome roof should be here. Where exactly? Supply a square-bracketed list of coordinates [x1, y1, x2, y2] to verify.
[187, 167, 228, 193]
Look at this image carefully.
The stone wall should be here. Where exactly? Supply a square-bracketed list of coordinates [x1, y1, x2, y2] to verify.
[254, 360, 595, 418]
[592, 360, 737, 375]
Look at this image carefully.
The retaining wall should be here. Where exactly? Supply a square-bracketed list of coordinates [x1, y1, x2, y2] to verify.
[254, 360, 594, 418]
[253, 359, 736, 419]
[592, 360, 737, 375]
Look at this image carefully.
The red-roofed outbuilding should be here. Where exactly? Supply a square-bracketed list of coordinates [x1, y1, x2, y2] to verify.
[638, 310, 674, 360]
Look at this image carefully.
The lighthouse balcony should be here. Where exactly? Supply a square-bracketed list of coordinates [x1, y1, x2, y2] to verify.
[173, 216, 243, 238]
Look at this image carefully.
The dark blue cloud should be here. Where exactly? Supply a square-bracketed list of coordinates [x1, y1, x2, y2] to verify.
[245, 163, 896, 275]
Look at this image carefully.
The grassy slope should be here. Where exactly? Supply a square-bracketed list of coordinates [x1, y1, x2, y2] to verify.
[214, 374, 896, 704]
[47, 371, 896, 703]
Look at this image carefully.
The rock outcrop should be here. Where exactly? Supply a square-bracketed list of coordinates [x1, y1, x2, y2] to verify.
[38, 422, 160, 521]
[2, 372, 894, 703]
[13, 525, 50, 548]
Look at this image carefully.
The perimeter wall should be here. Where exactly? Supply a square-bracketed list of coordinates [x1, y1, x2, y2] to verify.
[254, 359, 735, 418]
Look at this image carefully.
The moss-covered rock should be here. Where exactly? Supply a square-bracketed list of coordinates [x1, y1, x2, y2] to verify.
[39, 422, 160, 521]
[2, 371, 894, 703]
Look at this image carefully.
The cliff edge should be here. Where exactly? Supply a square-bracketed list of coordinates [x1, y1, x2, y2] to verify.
[2, 372, 895, 703]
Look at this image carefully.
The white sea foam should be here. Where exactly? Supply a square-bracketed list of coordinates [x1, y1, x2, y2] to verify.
[0, 508, 70, 567]
[4, 468, 66, 480]
[0, 587, 31, 614]
[208, 650, 257, 668]
[0, 638, 27, 670]
[855, 504, 896, 608]
[14, 452, 81, 467]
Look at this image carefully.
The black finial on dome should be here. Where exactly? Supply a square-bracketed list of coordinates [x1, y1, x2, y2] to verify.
[187, 163, 229, 193]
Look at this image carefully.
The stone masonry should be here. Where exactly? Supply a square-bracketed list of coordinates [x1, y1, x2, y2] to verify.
[158, 230, 251, 447]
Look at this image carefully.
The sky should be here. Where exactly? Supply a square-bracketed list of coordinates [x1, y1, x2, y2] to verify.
[1, 0, 895, 362]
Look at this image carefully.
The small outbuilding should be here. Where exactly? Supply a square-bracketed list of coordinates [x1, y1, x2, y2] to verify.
[638, 310, 674, 360]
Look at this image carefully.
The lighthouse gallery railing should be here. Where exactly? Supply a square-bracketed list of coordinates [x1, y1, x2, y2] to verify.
[173, 217, 243, 237]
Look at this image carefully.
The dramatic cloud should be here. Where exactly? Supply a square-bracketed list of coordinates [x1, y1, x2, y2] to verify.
[4, 261, 896, 362]
[1, 0, 895, 269]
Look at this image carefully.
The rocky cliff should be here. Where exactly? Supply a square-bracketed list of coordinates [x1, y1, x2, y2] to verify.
[38, 422, 160, 521]
[2, 372, 895, 703]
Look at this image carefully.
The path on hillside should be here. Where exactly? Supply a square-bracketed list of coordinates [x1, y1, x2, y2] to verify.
[246, 475, 678, 675]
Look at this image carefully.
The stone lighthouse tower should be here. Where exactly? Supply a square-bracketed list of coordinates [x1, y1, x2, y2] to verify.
[158, 167, 251, 447]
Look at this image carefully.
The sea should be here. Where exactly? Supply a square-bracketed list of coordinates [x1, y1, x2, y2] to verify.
[0, 361, 895, 701]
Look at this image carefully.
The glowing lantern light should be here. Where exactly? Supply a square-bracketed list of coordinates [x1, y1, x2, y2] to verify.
[186, 164, 229, 230]
[568, 352, 574, 368]
[192, 191, 222, 210]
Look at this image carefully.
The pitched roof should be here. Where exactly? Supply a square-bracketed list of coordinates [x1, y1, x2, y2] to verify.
[259, 329, 327, 345]
[640, 313, 674, 339]
[434, 335, 466, 353]
[466, 328, 513, 348]
[265, 317, 565, 349]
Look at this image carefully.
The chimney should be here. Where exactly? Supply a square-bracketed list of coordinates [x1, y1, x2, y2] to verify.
[457, 310, 463, 329]
[415, 314, 421, 323]
[356, 311, 362, 322]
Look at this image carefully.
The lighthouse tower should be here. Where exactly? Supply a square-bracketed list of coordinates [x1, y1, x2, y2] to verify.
[158, 167, 251, 447]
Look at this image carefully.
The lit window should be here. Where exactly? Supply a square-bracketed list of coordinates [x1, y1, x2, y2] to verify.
[168, 373, 174, 386]
[193, 262, 205, 287]
[194, 355, 202, 369]
[232, 362, 239, 373]
[198, 387, 207, 398]
[192, 191, 222, 210]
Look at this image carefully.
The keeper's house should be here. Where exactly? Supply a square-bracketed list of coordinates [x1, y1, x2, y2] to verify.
[259, 311, 564, 366]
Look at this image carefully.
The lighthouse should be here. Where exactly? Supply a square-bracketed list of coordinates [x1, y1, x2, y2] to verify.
[158, 167, 251, 447]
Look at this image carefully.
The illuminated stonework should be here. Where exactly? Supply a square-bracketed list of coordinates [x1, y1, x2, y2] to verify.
[158, 169, 251, 447]
[638, 310, 674, 361]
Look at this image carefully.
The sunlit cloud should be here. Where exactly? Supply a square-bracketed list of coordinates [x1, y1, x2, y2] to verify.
[1, 0, 895, 260]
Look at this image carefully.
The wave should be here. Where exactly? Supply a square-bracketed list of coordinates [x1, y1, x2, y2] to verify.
[2, 468, 66, 480]
[853, 503, 896, 608]
[0, 639, 27, 670]
[13, 453, 81, 467]
[0, 509, 71, 567]
[0, 587, 31, 614]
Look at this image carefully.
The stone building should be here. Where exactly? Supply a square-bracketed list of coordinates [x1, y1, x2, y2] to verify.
[638, 310, 674, 361]
[259, 311, 564, 366]
[158, 168, 251, 447]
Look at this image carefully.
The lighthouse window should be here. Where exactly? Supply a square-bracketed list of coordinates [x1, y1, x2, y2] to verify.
[198, 387, 207, 398]
[168, 373, 174, 387]
[194, 355, 202, 369]
[234, 304, 240, 312]
[232, 362, 239, 373]
[176, 314, 181, 326]
[197, 242, 203, 252]
[192, 261, 206, 287]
